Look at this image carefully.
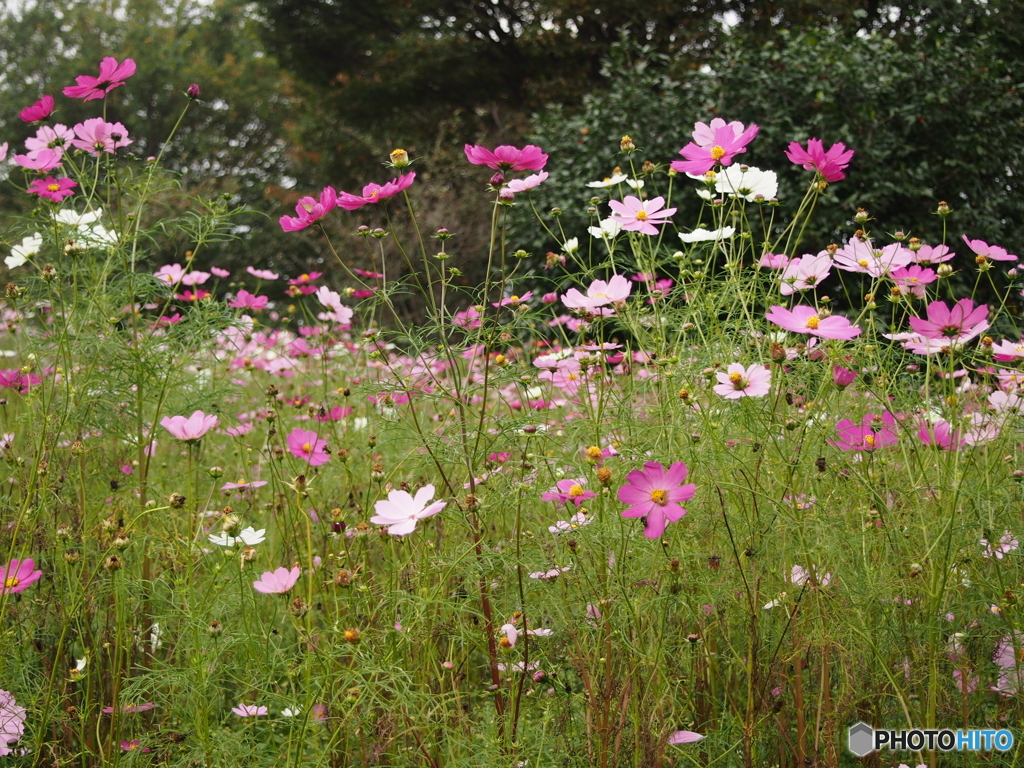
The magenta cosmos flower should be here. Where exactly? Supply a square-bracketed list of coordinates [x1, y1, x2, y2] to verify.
[0, 558, 43, 594]
[907, 298, 989, 342]
[618, 461, 696, 540]
[286, 428, 329, 466]
[541, 478, 597, 507]
[827, 412, 898, 451]
[337, 172, 416, 210]
[607, 195, 676, 236]
[161, 411, 219, 441]
[231, 704, 269, 717]
[785, 139, 854, 182]
[27, 176, 77, 202]
[253, 566, 300, 594]
[0, 689, 26, 756]
[63, 57, 137, 101]
[671, 121, 759, 176]
[765, 305, 861, 340]
[279, 187, 337, 232]
[370, 484, 446, 536]
[713, 363, 771, 399]
[20, 95, 54, 123]
[464, 144, 548, 172]
[561, 275, 632, 311]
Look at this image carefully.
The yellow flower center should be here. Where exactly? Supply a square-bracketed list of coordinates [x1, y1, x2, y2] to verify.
[4, 577, 18, 588]
[635, 210, 648, 221]
[805, 315, 820, 330]
[301, 202, 316, 212]
[47, 183, 61, 192]
[568, 484, 586, 497]
[126, 743, 139, 751]
[585, 446, 603, 459]
[858, 259, 869, 267]
[510, 295, 519, 302]
[369, 189, 379, 198]
[300, 273, 309, 281]
[728, 371, 748, 390]
[710, 145, 726, 161]
[302, 443, 312, 453]
[650, 489, 668, 505]
[499, 636, 512, 649]
[864, 434, 876, 447]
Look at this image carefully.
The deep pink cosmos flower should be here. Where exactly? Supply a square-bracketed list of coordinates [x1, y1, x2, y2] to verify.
[962, 235, 1017, 262]
[231, 704, 269, 717]
[832, 365, 857, 388]
[280, 187, 337, 232]
[541, 478, 597, 507]
[464, 144, 548, 172]
[0, 558, 43, 594]
[27, 176, 77, 202]
[286, 428, 329, 466]
[63, 57, 137, 100]
[337, 172, 415, 210]
[785, 139, 854, 182]
[713, 363, 771, 399]
[253, 566, 300, 594]
[161, 411, 218, 441]
[227, 290, 269, 310]
[561, 275, 632, 311]
[827, 413, 898, 451]
[917, 419, 963, 451]
[607, 195, 676, 236]
[0, 689, 27, 756]
[671, 121, 759, 175]
[907, 298, 989, 341]
[765, 305, 861, 340]
[370, 484, 447, 536]
[618, 461, 696, 539]
[890, 265, 937, 299]
[70, 118, 132, 155]
[20, 95, 54, 123]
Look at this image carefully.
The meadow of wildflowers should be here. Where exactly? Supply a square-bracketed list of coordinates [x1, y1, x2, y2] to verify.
[0, 55, 1023, 768]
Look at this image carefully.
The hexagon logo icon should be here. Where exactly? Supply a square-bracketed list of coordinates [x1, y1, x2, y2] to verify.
[848, 722, 874, 757]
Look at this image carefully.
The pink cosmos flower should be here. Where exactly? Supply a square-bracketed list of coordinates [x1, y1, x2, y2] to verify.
[228, 290, 269, 310]
[789, 564, 832, 588]
[370, 484, 446, 536]
[154, 263, 186, 285]
[70, 118, 132, 155]
[506, 171, 548, 192]
[119, 741, 150, 752]
[280, 187, 337, 232]
[828, 413, 898, 451]
[962, 235, 1017, 262]
[464, 144, 548, 171]
[607, 195, 676, 236]
[713, 363, 771, 399]
[19, 95, 54, 123]
[561, 275, 632, 311]
[161, 411, 219, 441]
[0, 690, 26, 756]
[890, 265, 937, 299]
[541, 478, 596, 507]
[759, 253, 790, 269]
[14, 148, 62, 171]
[993, 632, 1024, 696]
[981, 530, 1019, 559]
[27, 176, 77, 202]
[210, 266, 230, 278]
[337, 172, 416, 210]
[179, 270, 210, 286]
[913, 243, 953, 266]
[231, 704, 269, 716]
[0, 143, 6, 163]
[101, 703, 155, 714]
[253, 566, 300, 594]
[529, 565, 572, 580]
[618, 461, 696, 540]
[785, 138, 854, 182]
[286, 428, 329, 466]
[64, 57, 137, 100]
[24, 124, 73, 155]
[0, 558, 43, 594]
[917, 419, 963, 451]
[779, 251, 832, 295]
[668, 730, 703, 745]
[671, 121, 759, 175]
[247, 266, 278, 280]
[492, 291, 532, 308]
[833, 238, 912, 277]
[832, 366, 857, 387]
[548, 512, 591, 533]
[765, 305, 861, 340]
[907, 298, 989, 342]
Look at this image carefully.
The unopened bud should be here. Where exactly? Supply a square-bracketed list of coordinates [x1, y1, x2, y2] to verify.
[186, 83, 201, 99]
[620, 136, 635, 152]
[389, 148, 410, 168]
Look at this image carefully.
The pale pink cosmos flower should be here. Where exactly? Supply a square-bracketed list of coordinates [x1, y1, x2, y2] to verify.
[210, 266, 230, 277]
[506, 171, 548, 192]
[0, 689, 26, 756]
[179, 270, 210, 286]
[759, 252, 790, 269]
[337, 172, 416, 210]
[833, 238, 912, 277]
[253, 566, 300, 594]
[912, 243, 953, 266]
[962, 235, 1017, 262]
[161, 411, 219, 441]
[529, 565, 572, 581]
[981, 530, 1019, 559]
[607, 195, 676, 236]
[25, 124, 73, 155]
[618, 461, 696, 539]
[0, 143, 6, 163]
[370, 484, 446, 536]
[286, 428, 329, 466]
[541, 478, 596, 507]
[19, 95, 54, 122]
[548, 512, 591, 533]
[561, 275, 631, 311]
[464, 144, 548, 171]
[231, 704, 269, 716]
[247, 266, 279, 280]
[70, 118, 132, 155]
[668, 730, 703, 745]
[778, 251, 832, 295]
[154, 263, 186, 285]
[907, 298, 989, 342]
[713, 363, 771, 399]
[784, 138, 854, 182]
[765, 305, 861, 340]
[789, 564, 832, 588]
[64, 57, 137, 100]
[993, 631, 1024, 695]
[0, 558, 43, 594]
[280, 187, 337, 231]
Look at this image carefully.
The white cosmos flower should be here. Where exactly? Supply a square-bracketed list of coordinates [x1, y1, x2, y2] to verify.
[587, 217, 622, 239]
[55, 207, 104, 227]
[281, 708, 299, 717]
[208, 526, 267, 547]
[625, 179, 644, 190]
[679, 226, 736, 243]
[7, 233, 42, 269]
[715, 166, 778, 202]
[586, 173, 627, 188]
[562, 237, 579, 254]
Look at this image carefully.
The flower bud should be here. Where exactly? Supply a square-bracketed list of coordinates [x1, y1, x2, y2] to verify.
[343, 628, 360, 643]
[208, 620, 223, 636]
[489, 172, 505, 187]
[619, 136, 635, 152]
[596, 467, 613, 487]
[389, 148, 409, 168]
[937, 263, 954, 278]
[497, 187, 515, 204]
[936, 200, 951, 215]
[186, 83, 201, 99]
